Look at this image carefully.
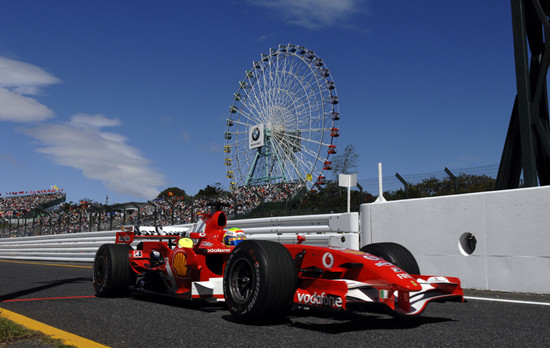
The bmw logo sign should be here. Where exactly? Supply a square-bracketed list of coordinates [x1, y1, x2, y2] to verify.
[252, 127, 261, 141]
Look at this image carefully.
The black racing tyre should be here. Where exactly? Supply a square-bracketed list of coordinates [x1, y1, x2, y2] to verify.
[93, 244, 134, 297]
[223, 240, 297, 321]
[360, 242, 420, 275]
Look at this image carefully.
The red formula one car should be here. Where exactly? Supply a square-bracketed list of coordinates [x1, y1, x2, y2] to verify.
[93, 204, 463, 321]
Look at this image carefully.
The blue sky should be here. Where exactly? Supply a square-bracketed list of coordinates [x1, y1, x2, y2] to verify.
[0, 0, 517, 204]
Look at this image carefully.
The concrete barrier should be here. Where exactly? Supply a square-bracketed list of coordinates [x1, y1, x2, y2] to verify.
[360, 186, 550, 293]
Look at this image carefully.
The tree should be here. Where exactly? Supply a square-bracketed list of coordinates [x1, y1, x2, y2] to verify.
[384, 174, 496, 201]
[331, 144, 359, 180]
[298, 181, 374, 214]
[196, 183, 224, 197]
[157, 187, 187, 199]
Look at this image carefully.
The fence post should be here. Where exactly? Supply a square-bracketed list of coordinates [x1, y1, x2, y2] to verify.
[444, 167, 458, 194]
[165, 200, 175, 225]
[395, 172, 409, 199]
[356, 183, 364, 204]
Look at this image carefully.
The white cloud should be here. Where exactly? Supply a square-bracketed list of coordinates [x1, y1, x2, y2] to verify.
[0, 56, 61, 122]
[202, 142, 221, 153]
[256, 34, 269, 42]
[0, 88, 55, 122]
[246, 0, 368, 30]
[70, 113, 121, 128]
[23, 114, 165, 199]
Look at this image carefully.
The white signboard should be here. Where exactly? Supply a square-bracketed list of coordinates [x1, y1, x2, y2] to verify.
[339, 173, 357, 188]
[249, 124, 264, 149]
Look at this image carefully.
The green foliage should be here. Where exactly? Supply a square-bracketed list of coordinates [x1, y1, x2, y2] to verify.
[385, 174, 496, 200]
[195, 183, 225, 197]
[254, 173, 494, 215]
[157, 187, 187, 199]
[298, 181, 374, 213]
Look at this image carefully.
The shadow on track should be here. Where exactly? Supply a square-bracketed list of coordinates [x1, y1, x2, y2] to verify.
[0, 277, 90, 302]
[130, 293, 227, 314]
[287, 310, 455, 334]
[220, 308, 455, 331]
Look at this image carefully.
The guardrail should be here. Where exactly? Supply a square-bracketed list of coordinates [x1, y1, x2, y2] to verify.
[0, 231, 116, 262]
[0, 212, 360, 262]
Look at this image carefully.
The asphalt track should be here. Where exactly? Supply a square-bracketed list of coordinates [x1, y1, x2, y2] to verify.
[1, 260, 550, 347]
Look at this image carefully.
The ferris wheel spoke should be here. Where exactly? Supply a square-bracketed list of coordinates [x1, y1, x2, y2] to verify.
[296, 144, 324, 163]
[271, 135, 322, 170]
[235, 107, 260, 126]
[244, 79, 271, 123]
[241, 78, 270, 124]
[270, 138, 306, 181]
[239, 97, 266, 125]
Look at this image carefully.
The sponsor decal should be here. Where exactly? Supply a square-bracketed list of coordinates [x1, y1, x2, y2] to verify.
[163, 257, 177, 291]
[200, 241, 213, 247]
[338, 248, 364, 255]
[391, 267, 402, 273]
[173, 251, 188, 277]
[427, 276, 449, 283]
[251, 127, 261, 141]
[410, 280, 418, 287]
[296, 291, 343, 308]
[322, 252, 334, 268]
[397, 273, 414, 280]
[363, 254, 380, 261]
[133, 250, 143, 258]
[206, 248, 232, 253]
[117, 235, 131, 242]
[375, 261, 393, 267]
[249, 123, 264, 149]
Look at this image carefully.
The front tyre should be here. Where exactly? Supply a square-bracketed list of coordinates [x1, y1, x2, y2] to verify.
[360, 242, 420, 275]
[223, 240, 297, 321]
[93, 244, 133, 297]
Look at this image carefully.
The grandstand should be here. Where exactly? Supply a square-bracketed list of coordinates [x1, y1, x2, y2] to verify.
[0, 191, 66, 219]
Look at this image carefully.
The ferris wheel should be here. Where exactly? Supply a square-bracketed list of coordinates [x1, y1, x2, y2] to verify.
[224, 44, 340, 190]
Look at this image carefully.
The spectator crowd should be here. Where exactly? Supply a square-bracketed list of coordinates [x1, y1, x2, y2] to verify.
[1, 183, 304, 238]
[0, 192, 65, 217]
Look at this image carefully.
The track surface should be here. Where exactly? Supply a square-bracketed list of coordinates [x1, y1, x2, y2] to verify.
[1, 260, 550, 347]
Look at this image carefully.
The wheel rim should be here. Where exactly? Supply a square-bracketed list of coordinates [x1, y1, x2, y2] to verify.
[229, 258, 255, 304]
[94, 255, 107, 287]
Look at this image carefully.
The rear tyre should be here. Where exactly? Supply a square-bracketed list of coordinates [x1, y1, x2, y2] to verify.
[223, 240, 297, 321]
[93, 244, 134, 297]
[360, 242, 420, 275]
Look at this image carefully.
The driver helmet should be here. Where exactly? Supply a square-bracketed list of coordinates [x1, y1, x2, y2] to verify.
[224, 228, 246, 246]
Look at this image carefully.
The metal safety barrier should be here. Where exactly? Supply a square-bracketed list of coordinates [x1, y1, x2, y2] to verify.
[0, 213, 360, 262]
[0, 231, 117, 262]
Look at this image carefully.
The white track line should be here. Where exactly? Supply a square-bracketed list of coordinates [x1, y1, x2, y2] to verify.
[465, 296, 550, 306]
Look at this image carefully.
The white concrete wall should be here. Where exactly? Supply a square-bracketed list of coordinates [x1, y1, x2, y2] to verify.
[360, 186, 550, 293]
